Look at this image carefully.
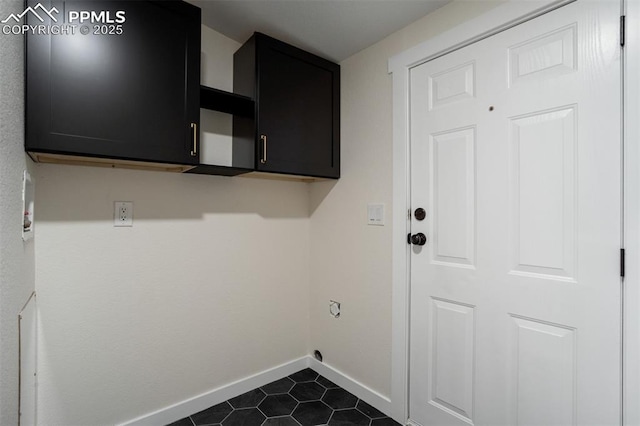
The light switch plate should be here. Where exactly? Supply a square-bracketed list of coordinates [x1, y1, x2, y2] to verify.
[367, 203, 385, 226]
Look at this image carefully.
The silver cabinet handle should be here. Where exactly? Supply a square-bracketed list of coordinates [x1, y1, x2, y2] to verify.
[260, 134, 267, 164]
[190, 123, 198, 157]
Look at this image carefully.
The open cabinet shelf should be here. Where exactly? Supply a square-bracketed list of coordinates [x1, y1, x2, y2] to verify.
[188, 86, 255, 176]
[200, 86, 254, 118]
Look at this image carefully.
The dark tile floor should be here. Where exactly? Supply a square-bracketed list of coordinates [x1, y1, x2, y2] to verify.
[167, 368, 401, 426]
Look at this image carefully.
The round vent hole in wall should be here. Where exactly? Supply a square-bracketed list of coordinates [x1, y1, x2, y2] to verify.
[329, 300, 340, 318]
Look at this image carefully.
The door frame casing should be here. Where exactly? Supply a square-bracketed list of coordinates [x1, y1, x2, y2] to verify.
[387, 0, 635, 423]
[624, 1, 639, 424]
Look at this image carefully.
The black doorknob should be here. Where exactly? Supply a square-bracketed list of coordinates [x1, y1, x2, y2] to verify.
[410, 233, 427, 246]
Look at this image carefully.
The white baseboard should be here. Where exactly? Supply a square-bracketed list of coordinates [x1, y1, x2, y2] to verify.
[118, 355, 392, 426]
[307, 358, 392, 417]
[118, 357, 308, 426]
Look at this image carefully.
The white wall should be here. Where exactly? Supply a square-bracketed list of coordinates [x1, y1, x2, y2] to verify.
[309, 0, 504, 399]
[34, 28, 311, 425]
[0, 1, 37, 424]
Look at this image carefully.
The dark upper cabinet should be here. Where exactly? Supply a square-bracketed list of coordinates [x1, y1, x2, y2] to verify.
[233, 33, 340, 179]
[25, 0, 201, 169]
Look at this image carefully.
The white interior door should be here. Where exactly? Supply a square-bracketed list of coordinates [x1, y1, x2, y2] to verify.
[409, 2, 622, 425]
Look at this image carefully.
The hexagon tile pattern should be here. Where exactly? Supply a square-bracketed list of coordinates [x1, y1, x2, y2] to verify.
[166, 368, 401, 426]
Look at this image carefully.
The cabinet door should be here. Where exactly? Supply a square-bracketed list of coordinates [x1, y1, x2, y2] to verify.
[26, 0, 200, 165]
[257, 41, 340, 178]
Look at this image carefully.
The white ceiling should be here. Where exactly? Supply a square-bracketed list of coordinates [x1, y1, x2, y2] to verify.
[186, 0, 451, 63]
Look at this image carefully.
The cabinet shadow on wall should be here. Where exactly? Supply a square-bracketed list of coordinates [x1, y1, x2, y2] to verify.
[33, 164, 339, 222]
[309, 178, 338, 215]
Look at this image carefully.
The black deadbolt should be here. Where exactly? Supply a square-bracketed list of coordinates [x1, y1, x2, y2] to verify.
[414, 208, 426, 221]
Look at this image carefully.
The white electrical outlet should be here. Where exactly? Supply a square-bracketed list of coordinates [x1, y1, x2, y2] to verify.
[114, 202, 133, 227]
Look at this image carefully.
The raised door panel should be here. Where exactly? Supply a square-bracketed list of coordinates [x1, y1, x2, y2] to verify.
[430, 127, 476, 268]
[509, 315, 576, 426]
[508, 107, 577, 281]
[26, 0, 200, 165]
[429, 298, 475, 422]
